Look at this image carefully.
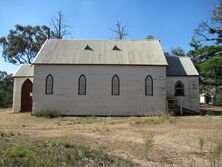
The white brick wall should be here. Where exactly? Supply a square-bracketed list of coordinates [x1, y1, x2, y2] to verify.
[166, 76, 199, 112]
[13, 77, 33, 112]
[32, 65, 167, 116]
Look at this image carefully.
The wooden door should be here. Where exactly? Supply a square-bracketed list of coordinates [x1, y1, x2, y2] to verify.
[21, 79, 33, 112]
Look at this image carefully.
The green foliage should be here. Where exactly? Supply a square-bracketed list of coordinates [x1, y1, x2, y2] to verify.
[188, 45, 222, 64]
[216, 93, 222, 105]
[34, 110, 61, 118]
[8, 145, 35, 158]
[188, 1, 222, 102]
[0, 138, 136, 167]
[0, 25, 52, 64]
[58, 140, 75, 148]
[199, 55, 222, 104]
[199, 55, 222, 85]
[145, 35, 154, 40]
[0, 71, 13, 107]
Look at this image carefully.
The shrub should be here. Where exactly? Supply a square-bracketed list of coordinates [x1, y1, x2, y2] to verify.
[62, 142, 74, 148]
[143, 132, 154, 153]
[76, 144, 91, 158]
[0, 139, 136, 167]
[0, 71, 13, 107]
[0, 131, 7, 138]
[215, 93, 222, 105]
[8, 145, 35, 158]
[144, 118, 161, 124]
[113, 160, 129, 167]
[133, 115, 176, 125]
[56, 140, 75, 148]
[34, 110, 60, 118]
[0, 131, 14, 139]
[208, 143, 222, 167]
[198, 137, 205, 153]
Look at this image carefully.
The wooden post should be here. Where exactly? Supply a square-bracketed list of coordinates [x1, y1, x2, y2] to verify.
[167, 100, 168, 113]
[180, 98, 183, 116]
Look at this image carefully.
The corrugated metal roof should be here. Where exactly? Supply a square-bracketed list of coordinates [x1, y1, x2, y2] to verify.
[13, 64, 33, 78]
[33, 39, 168, 65]
[166, 56, 199, 76]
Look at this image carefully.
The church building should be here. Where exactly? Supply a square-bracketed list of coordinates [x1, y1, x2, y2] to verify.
[13, 39, 199, 115]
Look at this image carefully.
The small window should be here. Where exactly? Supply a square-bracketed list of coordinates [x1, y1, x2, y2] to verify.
[112, 45, 121, 51]
[78, 74, 86, 95]
[145, 75, 153, 96]
[175, 81, 184, 96]
[112, 75, 120, 95]
[84, 45, 93, 51]
[45, 74, 53, 95]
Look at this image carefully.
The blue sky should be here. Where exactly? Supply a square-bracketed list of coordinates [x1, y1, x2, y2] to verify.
[0, 0, 215, 74]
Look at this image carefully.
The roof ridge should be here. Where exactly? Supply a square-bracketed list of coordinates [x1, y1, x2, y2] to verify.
[47, 39, 160, 42]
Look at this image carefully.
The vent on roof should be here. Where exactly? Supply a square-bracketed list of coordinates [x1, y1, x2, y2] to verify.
[112, 45, 121, 51]
[84, 45, 93, 51]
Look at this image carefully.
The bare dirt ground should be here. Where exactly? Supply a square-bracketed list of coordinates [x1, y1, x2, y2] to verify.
[0, 108, 222, 167]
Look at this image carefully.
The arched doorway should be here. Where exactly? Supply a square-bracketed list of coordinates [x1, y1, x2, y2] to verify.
[21, 79, 33, 112]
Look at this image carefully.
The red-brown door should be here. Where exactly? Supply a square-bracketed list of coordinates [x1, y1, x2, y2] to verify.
[21, 79, 33, 112]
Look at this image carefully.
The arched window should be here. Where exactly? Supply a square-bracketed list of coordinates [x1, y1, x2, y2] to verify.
[45, 74, 53, 95]
[175, 81, 184, 96]
[78, 74, 86, 95]
[112, 75, 120, 95]
[145, 75, 153, 96]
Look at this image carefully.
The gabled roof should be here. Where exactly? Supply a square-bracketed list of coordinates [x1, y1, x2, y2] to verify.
[166, 56, 199, 76]
[13, 64, 33, 78]
[33, 39, 168, 66]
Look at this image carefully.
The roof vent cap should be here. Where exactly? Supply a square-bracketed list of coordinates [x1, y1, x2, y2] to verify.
[112, 45, 121, 51]
[84, 45, 93, 51]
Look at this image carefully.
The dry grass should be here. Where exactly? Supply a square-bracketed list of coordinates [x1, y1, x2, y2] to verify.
[0, 108, 222, 166]
[200, 104, 222, 113]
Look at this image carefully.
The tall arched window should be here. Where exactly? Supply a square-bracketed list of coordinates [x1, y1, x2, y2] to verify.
[145, 75, 153, 96]
[45, 74, 53, 95]
[78, 74, 86, 95]
[112, 75, 120, 95]
[175, 81, 184, 96]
